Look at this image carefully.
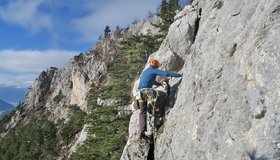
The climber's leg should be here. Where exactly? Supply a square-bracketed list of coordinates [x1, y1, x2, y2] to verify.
[139, 99, 147, 133]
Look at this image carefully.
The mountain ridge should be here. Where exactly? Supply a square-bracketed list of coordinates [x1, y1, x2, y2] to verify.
[0, 99, 14, 120]
[0, 99, 14, 110]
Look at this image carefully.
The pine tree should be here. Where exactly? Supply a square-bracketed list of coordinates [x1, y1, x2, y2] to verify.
[155, 0, 181, 37]
[169, 0, 181, 19]
[104, 25, 111, 37]
[158, 0, 168, 18]
[114, 26, 121, 37]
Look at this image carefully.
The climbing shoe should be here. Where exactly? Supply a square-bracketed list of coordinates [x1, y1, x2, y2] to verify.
[138, 131, 151, 141]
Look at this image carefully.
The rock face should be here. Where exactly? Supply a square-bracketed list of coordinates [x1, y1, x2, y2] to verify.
[122, 0, 280, 160]
[121, 110, 151, 160]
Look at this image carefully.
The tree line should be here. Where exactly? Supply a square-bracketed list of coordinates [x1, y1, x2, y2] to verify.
[103, 0, 182, 39]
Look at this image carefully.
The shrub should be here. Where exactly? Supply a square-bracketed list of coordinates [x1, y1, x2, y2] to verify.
[0, 114, 59, 160]
[60, 105, 86, 145]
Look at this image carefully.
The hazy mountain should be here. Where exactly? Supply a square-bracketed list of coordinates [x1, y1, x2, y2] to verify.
[0, 99, 14, 110]
[0, 86, 26, 106]
[0, 99, 14, 119]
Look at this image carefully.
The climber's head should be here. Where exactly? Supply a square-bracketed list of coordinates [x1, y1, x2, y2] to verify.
[150, 59, 160, 68]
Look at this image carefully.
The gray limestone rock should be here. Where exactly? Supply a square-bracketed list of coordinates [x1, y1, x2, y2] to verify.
[155, 0, 280, 159]
[121, 82, 179, 160]
[123, 0, 280, 160]
[121, 110, 151, 160]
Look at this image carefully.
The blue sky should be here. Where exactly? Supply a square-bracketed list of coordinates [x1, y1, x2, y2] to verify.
[0, 0, 188, 105]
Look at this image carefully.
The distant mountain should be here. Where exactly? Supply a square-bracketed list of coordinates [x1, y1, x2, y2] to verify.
[0, 99, 14, 110]
[0, 110, 13, 119]
[0, 86, 26, 106]
[0, 99, 14, 120]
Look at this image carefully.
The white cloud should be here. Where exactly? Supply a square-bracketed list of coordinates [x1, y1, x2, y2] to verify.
[0, 0, 53, 33]
[0, 49, 77, 87]
[0, 49, 77, 72]
[0, 73, 37, 88]
[0, 0, 163, 43]
[72, 0, 161, 41]
[0, 0, 165, 87]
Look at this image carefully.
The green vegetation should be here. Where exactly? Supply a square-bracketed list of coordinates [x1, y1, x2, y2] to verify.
[155, 0, 182, 38]
[67, 77, 129, 160]
[0, 114, 59, 160]
[70, 34, 160, 159]
[53, 90, 64, 104]
[74, 53, 84, 62]
[98, 34, 161, 105]
[104, 25, 111, 37]
[69, 95, 130, 160]
[0, 105, 86, 160]
[0, 110, 15, 133]
[59, 105, 87, 145]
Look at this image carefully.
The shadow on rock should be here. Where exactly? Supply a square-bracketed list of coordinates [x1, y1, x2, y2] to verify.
[247, 150, 268, 160]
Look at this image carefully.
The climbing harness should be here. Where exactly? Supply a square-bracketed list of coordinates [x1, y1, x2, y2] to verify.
[140, 88, 158, 114]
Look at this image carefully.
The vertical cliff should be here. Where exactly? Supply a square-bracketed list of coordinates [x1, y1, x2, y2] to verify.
[122, 0, 280, 159]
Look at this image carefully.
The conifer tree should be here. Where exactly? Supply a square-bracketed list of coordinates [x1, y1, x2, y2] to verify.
[158, 0, 168, 18]
[155, 0, 181, 37]
[114, 26, 121, 37]
[169, 0, 181, 19]
[104, 25, 111, 37]
[157, 0, 169, 35]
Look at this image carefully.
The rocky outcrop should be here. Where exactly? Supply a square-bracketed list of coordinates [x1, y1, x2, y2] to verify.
[121, 79, 182, 160]
[60, 124, 88, 160]
[25, 67, 58, 108]
[121, 5, 196, 159]
[121, 109, 151, 160]
[128, 17, 160, 36]
[122, 0, 280, 159]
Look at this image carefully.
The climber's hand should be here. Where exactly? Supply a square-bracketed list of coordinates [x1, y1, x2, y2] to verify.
[161, 81, 167, 86]
[160, 78, 169, 83]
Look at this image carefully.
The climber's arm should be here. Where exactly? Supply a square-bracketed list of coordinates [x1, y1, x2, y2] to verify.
[154, 69, 182, 77]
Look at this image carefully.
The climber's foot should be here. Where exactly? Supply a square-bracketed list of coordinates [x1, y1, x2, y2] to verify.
[136, 131, 151, 141]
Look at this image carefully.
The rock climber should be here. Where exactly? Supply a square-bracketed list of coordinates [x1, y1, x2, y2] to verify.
[137, 58, 182, 140]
